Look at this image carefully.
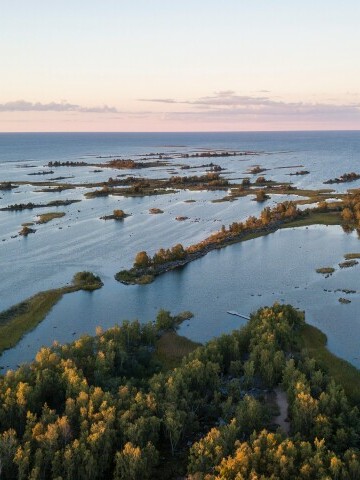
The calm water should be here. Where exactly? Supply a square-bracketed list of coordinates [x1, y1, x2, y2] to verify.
[0, 132, 359, 370]
[1, 131, 359, 168]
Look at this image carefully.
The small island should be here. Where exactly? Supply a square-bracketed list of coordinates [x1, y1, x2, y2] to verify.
[0, 199, 81, 211]
[149, 208, 164, 214]
[344, 253, 360, 260]
[324, 172, 360, 184]
[28, 170, 54, 175]
[36, 211, 66, 224]
[247, 165, 268, 174]
[316, 267, 335, 275]
[48, 158, 168, 170]
[289, 170, 310, 176]
[100, 209, 130, 220]
[19, 225, 36, 236]
[0, 182, 18, 190]
[339, 259, 359, 269]
[253, 189, 270, 202]
[339, 297, 351, 304]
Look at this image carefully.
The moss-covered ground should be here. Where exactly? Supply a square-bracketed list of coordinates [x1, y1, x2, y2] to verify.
[299, 323, 360, 405]
[154, 331, 200, 371]
[0, 273, 102, 355]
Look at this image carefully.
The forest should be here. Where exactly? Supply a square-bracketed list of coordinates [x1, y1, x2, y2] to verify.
[0, 304, 360, 479]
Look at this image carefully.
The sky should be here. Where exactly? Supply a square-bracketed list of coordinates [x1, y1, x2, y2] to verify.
[1, 0, 359, 132]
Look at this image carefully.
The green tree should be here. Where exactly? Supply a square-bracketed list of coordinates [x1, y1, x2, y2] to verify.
[155, 309, 175, 331]
[164, 407, 187, 456]
[113, 442, 158, 480]
[0, 429, 19, 479]
[134, 251, 151, 268]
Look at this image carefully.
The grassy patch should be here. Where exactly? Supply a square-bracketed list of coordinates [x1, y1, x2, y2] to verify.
[212, 196, 237, 203]
[136, 274, 155, 284]
[0, 272, 103, 356]
[299, 324, 360, 405]
[214, 187, 343, 205]
[339, 260, 359, 269]
[19, 225, 36, 236]
[154, 331, 200, 371]
[149, 208, 164, 214]
[316, 267, 335, 274]
[0, 289, 65, 355]
[36, 212, 65, 224]
[344, 253, 360, 260]
[214, 211, 342, 250]
[233, 230, 272, 243]
[115, 269, 154, 285]
[282, 211, 342, 228]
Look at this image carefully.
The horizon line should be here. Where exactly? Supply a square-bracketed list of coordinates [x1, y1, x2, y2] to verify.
[0, 128, 360, 134]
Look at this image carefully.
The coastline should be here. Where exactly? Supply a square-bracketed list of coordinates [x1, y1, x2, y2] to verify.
[116, 209, 342, 285]
[0, 273, 103, 357]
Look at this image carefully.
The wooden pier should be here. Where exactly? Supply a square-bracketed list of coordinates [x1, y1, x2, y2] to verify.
[227, 311, 250, 320]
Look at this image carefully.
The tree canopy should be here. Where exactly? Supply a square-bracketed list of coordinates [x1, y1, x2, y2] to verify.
[0, 304, 360, 479]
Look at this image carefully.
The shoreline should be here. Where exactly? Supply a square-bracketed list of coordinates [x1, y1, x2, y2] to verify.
[116, 209, 342, 285]
[0, 273, 103, 357]
[0, 210, 343, 364]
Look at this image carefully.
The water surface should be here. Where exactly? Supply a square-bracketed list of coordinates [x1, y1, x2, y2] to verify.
[1, 132, 359, 371]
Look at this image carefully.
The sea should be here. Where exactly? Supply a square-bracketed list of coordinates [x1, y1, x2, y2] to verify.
[0, 131, 359, 370]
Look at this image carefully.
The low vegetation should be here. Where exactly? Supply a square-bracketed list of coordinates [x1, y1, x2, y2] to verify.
[0, 290, 64, 355]
[216, 184, 342, 206]
[344, 252, 360, 259]
[289, 170, 310, 176]
[149, 208, 164, 214]
[100, 209, 130, 221]
[48, 161, 88, 167]
[316, 267, 335, 275]
[281, 210, 342, 228]
[105, 159, 167, 169]
[72, 271, 103, 291]
[85, 172, 229, 199]
[339, 297, 351, 304]
[339, 259, 359, 269]
[35, 185, 75, 193]
[154, 332, 201, 371]
[28, 170, 54, 176]
[254, 189, 270, 202]
[299, 323, 360, 404]
[19, 225, 36, 236]
[0, 199, 80, 211]
[36, 212, 65, 224]
[0, 272, 102, 354]
[0, 182, 18, 190]
[247, 165, 267, 174]
[324, 172, 360, 184]
[180, 150, 244, 158]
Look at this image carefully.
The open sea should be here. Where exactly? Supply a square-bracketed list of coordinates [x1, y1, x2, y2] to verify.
[0, 131, 359, 370]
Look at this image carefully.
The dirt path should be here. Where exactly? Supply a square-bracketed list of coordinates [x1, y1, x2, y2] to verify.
[274, 387, 290, 435]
